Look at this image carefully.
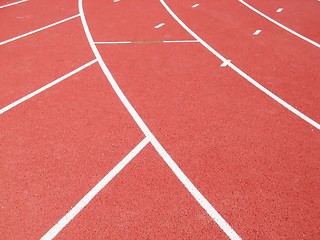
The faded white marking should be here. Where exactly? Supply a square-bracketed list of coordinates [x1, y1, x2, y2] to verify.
[276, 8, 283, 13]
[192, 3, 200, 8]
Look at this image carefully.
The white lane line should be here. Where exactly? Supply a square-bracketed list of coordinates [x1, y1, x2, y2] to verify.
[95, 41, 132, 44]
[0, 14, 80, 46]
[220, 59, 231, 67]
[155, 23, 165, 28]
[276, 8, 283, 13]
[160, 0, 320, 130]
[163, 40, 198, 43]
[0, 59, 97, 115]
[253, 29, 262, 35]
[0, 0, 28, 9]
[192, 3, 200, 8]
[41, 137, 150, 240]
[79, 1, 243, 240]
[94, 40, 198, 44]
[239, 0, 320, 48]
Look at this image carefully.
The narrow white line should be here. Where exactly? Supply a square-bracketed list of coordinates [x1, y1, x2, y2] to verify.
[239, 0, 320, 48]
[163, 40, 199, 43]
[276, 8, 283, 13]
[192, 3, 200, 8]
[0, 14, 80, 46]
[0, 0, 28, 9]
[95, 41, 132, 44]
[155, 23, 165, 29]
[150, 137, 242, 240]
[160, 0, 320, 130]
[253, 29, 262, 35]
[113, 0, 120, 2]
[95, 40, 198, 44]
[41, 137, 150, 240]
[0, 59, 97, 115]
[79, 1, 243, 240]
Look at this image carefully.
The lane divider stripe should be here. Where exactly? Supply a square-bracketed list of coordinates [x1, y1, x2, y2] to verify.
[78, 1, 242, 240]
[0, 14, 80, 46]
[94, 40, 198, 44]
[41, 137, 150, 240]
[0, 0, 28, 9]
[0, 59, 97, 115]
[239, 0, 320, 48]
[160, 0, 320, 130]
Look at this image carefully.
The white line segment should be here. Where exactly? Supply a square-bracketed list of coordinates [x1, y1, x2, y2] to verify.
[276, 8, 283, 13]
[78, 1, 243, 240]
[192, 4, 200, 8]
[0, 14, 80, 46]
[155, 23, 165, 28]
[41, 137, 150, 240]
[160, 0, 320, 130]
[0, 60, 97, 114]
[221, 60, 231, 67]
[0, 0, 28, 9]
[253, 29, 262, 35]
[239, 0, 320, 48]
[95, 40, 198, 44]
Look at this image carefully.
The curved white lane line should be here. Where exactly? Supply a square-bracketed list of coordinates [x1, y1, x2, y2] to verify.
[77, 0, 242, 239]
[239, 0, 320, 48]
[160, 0, 320, 130]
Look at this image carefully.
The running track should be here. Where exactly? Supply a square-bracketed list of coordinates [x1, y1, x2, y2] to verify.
[1, 0, 319, 239]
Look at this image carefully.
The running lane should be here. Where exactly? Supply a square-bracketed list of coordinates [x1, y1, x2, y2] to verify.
[0, 64, 144, 239]
[241, 0, 320, 43]
[164, 0, 320, 123]
[84, 0, 320, 238]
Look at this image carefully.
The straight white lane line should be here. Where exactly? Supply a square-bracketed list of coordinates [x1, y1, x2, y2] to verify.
[239, 0, 320, 48]
[0, 59, 97, 115]
[160, 0, 320, 130]
[0, 14, 80, 46]
[41, 137, 150, 240]
[94, 40, 198, 44]
[79, 1, 242, 239]
[0, 0, 28, 9]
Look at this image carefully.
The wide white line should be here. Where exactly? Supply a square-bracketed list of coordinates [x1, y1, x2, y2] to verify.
[160, 0, 320, 130]
[0, 14, 80, 46]
[79, 1, 242, 240]
[0, 59, 97, 114]
[0, 0, 28, 9]
[41, 137, 150, 240]
[239, 0, 320, 48]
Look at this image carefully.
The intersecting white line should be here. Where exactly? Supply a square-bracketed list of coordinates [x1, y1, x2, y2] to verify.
[0, 14, 80, 46]
[41, 137, 150, 240]
[160, 0, 320, 130]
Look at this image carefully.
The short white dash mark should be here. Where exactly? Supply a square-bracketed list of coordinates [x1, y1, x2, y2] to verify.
[253, 29, 262, 35]
[113, 0, 120, 2]
[155, 23, 165, 29]
[192, 3, 199, 8]
[220, 59, 231, 67]
[276, 8, 283, 13]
